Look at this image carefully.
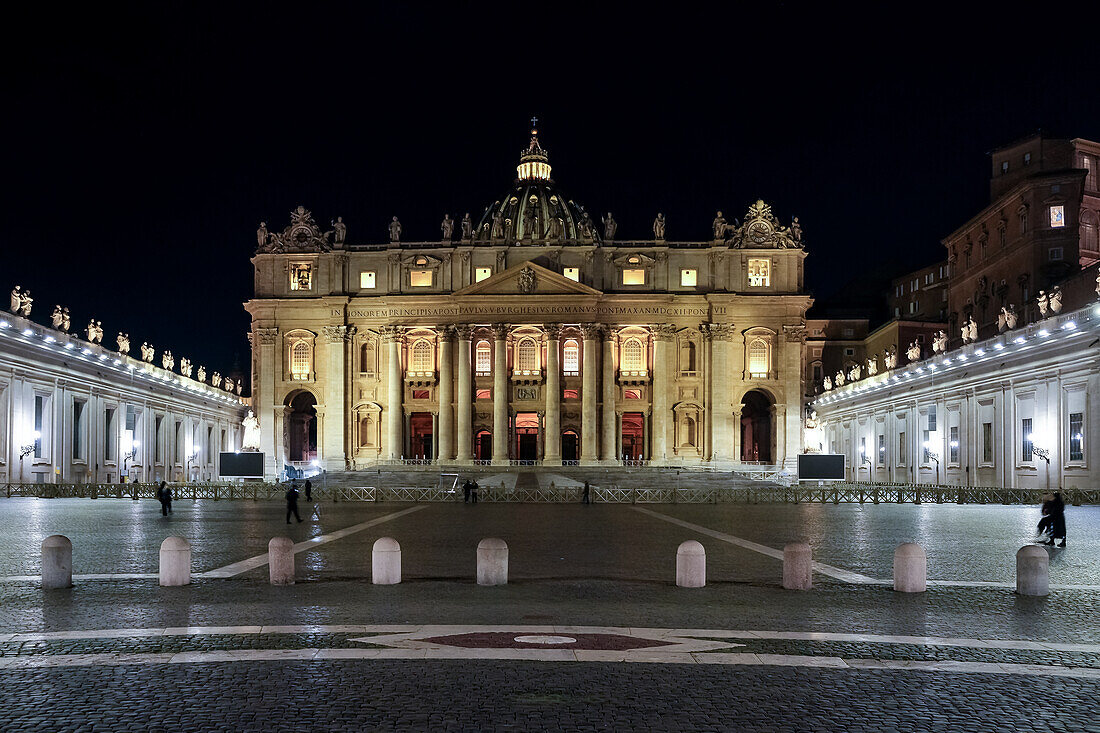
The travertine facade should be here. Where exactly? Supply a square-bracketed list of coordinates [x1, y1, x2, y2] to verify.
[246, 127, 811, 478]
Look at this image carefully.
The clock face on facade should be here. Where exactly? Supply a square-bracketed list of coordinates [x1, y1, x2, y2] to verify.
[748, 222, 771, 244]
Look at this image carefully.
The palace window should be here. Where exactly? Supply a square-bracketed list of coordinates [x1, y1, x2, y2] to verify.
[360, 271, 376, 289]
[410, 340, 433, 373]
[289, 263, 312, 291]
[622, 269, 646, 286]
[562, 339, 579, 375]
[410, 269, 433, 287]
[878, 434, 885, 461]
[563, 267, 579, 282]
[748, 338, 769, 378]
[949, 426, 959, 464]
[1069, 412, 1084, 462]
[563, 389, 579, 399]
[1018, 206, 1028, 233]
[1021, 418, 1033, 462]
[72, 400, 86, 460]
[1049, 205, 1065, 228]
[747, 259, 770, 287]
[898, 431, 906, 465]
[680, 269, 697, 287]
[680, 341, 697, 373]
[475, 389, 491, 400]
[624, 389, 641, 399]
[411, 389, 429, 400]
[475, 341, 491, 374]
[34, 395, 45, 458]
[515, 337, 538, 374]
[360, 341, 376, 374]
[620, 338, 645, 372]
[982, 422, 993, 463]
[105, 407, 115, 461]
[1049, 247, 1063, 261]
[290, 341, 312, 380]
[475, 267, 492, 282]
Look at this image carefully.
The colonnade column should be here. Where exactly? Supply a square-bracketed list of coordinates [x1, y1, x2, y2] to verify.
[437, 326, 454, 462]
[322, 325, 354, 471]
[382, 326, 403, 460]
[491, 324, 509, 465]
[731, 407, 742, 463]
[580, 324, 601, 464]
[650, 324, 676, 464]
[600, 330, 617, 463]
[543, 324, 561, 465]
[707, 323, 733, 463]
[254, 328, 280, 479]
[455, 327, 472, 463]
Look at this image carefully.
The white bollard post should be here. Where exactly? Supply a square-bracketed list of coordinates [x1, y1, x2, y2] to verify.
[893, 543, 927, 593]
[41, 535, 73, 589]
[268, 537, 295, 586]
[159, 536, 191, 587]
[676, 540, 706, 588]
[372, 537, 401, 585]
[783, 542, 813, 590]
[477, 538, 509, 586]
[1016, 545, 1049, 596]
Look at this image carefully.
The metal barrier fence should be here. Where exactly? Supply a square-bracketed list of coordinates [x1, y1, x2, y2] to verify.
[2, 481, 1097, 505]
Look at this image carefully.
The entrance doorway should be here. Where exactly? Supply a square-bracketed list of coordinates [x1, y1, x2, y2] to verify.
[409, 412, 433, 459]
[475, 430, 492, 461]
[621, 412, 644, 460]
[740, 390, 773, 463]
[561, 430, 579, 462]
[286, 390, 318, 463]
[515, 412, 539, 461]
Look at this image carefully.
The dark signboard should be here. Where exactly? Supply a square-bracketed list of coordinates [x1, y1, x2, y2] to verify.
[219, 452, 264, 478]
[797, 454, 846, 481]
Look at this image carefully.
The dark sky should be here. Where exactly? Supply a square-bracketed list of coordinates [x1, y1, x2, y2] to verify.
[4, 5, 1099, 382]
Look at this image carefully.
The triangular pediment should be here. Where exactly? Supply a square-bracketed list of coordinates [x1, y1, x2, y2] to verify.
[452, 261, 602, 296]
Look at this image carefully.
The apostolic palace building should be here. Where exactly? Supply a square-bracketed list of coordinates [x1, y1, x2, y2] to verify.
[246, 125, 811, 478]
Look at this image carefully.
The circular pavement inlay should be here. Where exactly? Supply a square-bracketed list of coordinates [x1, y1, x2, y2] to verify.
[513, 635, 577, 645]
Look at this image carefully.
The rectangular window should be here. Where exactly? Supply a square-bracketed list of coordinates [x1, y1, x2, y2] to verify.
[411, 389, 429, 400]
[475, 389, 490, 400]
[924, 273, 933, 284]
[33, 395, 44, 458]
[1048, 247, 1063, 261]
[1024, 152, 1031, 166]
[949, 426, 959, 464]
[360, 271, 376, 289]
[1022, 418, 1033, 462]
[928, 405, 937, 432]
[747, 259, 770, 287]
[155, 416, 163, 462]
[1049, 205, 1065, 228]
[563, 267, 579, 282]
[1001, 161, 1009, 174]
[860, 437, 867, 465]
[289, 263, 312, 291]
[410, 269, 433, 287]
[475, 267, 492, 282]
[72, 401, 85, 460]
[105, 408, 116, 461]
[1084, 155, 1097, 190]
[842, 328, 854, 337]
[1069, 412, 1084, 462]
[909, 301, 917, 314]
[844, 348, 854, 357]
[898, 431, 906, 465]
[877, 434, 885, 461]
[680, 269, 697, 287]
[622, 269, 646, 285]
[982, 422, 993, 463]
[563, 389, 579, 400]
[922, 429, 931, 463]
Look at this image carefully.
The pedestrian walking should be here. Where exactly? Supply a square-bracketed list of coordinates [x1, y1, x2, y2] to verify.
[158, 481, 173, 516]
[471, 479, 479, 504]
[1049, 491, 1067, 547]
[285, 483, 302, 524]
[582, 480, 591, 505]
[462, 479, 472, 504]
[303, 479, 312, 501]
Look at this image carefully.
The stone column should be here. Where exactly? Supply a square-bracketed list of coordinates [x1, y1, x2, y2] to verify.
[254, 328, 280, 479]
[382, 326, 403, 460]
[651, 324, 676, 464]
[580, 324, 601, 464]
[322, 325, 354, 471]
[731, 406, 743, 463]
[781, 326, 806, 471]
[491, 324, 509, 465]
[437, 327, 454, 462]
[543, 325, 561, 465]
[707, 324, 734, 463]
[455, 327, 472, 463]
[601, 331, 617, 462]
[774, 403, 787, 468]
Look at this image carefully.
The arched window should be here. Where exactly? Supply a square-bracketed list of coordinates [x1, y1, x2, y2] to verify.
[562, 339, 579, 374]
[411, 340, 433, 373]
[682, 416, 696, 446]
[748, 338, 769, 377]
[516, 338, 538, 373]
[621, 338, 645, 372]
[1018, 205, 1028, 234]
[681, 341, 697, 373]
[359, 417, 373, 446]
[360, 342, 375, 373]
[290, 341, 311, 380]
[475, 340, 491, 374]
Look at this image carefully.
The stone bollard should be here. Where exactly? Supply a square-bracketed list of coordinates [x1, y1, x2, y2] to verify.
[676, 540, 706, 588]
[268, 537, 295, 586]
[477, 538, 509, 586]
[41, 535, 73, 589]
[159, 536, 191, 586]
[782, 542, 813, 590]
[893, 542, 927, 593]
[1016, 545, 1049, 596]
[372, 537, 401, 585]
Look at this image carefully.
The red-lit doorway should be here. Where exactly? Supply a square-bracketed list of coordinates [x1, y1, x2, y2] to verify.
[740, 390, 773, 463]
[561, 430, 579, 462]
[621, 412, 644, 460]
[474, 430, 492, 461]
[409, 412, 433, 459]
[515, 412, 539, 461]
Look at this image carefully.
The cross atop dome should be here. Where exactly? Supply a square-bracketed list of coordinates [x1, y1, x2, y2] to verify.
[518, 116, 551, 181]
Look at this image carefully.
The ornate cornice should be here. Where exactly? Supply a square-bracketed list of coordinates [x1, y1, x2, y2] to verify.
[439, 325, 456, 342]
[379, 325, 404, 343]
[255, 327, 279, 345]
[323, 325, 356, 343]
[652, 324, 678, 341]
[783, 324, 808, 343]
[580, 323, 604, 339]
[454, 325, 473, 340]
[544, 323, 562, 341]
[490, 323, 509, 339]
[702, 323, 735, 341]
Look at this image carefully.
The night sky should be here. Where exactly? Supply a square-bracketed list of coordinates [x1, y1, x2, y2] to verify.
[4, 5, 1099, 384]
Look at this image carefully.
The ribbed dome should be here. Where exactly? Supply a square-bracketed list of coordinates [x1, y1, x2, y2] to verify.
[473, 122, 598, 245]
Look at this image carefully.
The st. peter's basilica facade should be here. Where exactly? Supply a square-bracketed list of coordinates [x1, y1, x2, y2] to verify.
[246, 125, 810, 478]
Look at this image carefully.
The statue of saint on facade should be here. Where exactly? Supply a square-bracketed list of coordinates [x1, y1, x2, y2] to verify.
[518, 266, 536, 294]
[884, 349, 897, 370]
[712, 211, 728, 240]
[1049, 285, 1063, 313]
[117, 332, 130, 355]
[579, 212, 594, 239]
[491, 210, 504, 239]
[791, 216, 803, 243]
[197, 366, 206, 383]
[461, 213, 472, 239]
[866, 355, 878, 376]
[523, 205, 537, 239]
[548, 216, 563, 240]
[388, 216, 402, 243]
[211, 372, 222, 389]
[17, 288, 32, 316]
[1037, 290, 1049, 316]
[602, 212, 617, 240]
[1004, 304, 1018, 329]
[440, 214, 454, 241]
[256, 222, 268, 248]
[87, 321, 97, 342]
[332, 216, 347, 245]
[906, 341, 921, 362]
[653, 213, 666, 240]
[180, 357, 192, 378]
[162, 350, 175, 370]
[241, 409, 261, 451]
[848, 363, 862, 381]
[835, 370, 845, 387]
[236, 380, 243, 395]
[933, 330, 947, 353]
[51, 305, 64, 329]
[822, 376, 832, 391]
[1096, 270, 1100, 298]
[140, 342, 154, 362]
[10, 286, 21, 314]
[61, 308, 70, 332]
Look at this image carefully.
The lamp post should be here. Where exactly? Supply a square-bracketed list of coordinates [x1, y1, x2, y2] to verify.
[19, 430, 40, 483]
[923, 441, 940, 485]
[1030, 434, 1051, 492]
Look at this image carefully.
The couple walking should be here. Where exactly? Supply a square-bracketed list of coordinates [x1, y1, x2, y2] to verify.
[1037, 492, 1067, 547]
[285, 479, 313, 523]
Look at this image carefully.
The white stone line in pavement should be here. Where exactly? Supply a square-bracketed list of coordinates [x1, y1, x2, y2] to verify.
[0, 573, 160, 582]
[0, 647, 1097, 679]
[631, 507, 878, 584]
[199, 504, 430, 578]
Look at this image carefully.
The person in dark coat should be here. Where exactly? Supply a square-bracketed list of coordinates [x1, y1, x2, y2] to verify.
[158, 481, 171, 516]
[582, 480, 591, 505]
[471, 479, 479, 504]
[1049, 491, 1066, 547]
[1037, 495, 1054, 542]
[303, 479, 312, 501]
[286, 483, 302, 524]
[462, 479, 472, 503]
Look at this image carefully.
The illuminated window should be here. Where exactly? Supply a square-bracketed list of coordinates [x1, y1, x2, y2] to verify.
[290, 341, 311, 380]
[680, 269, 697, 287]
[1050, 205, 1065, 228]
[475, 267, 492, 282]
[748, 259, 770, 287]
[475, 389, 491, 400]
[516, 338, 538, 373]
[621, 339, 645, 371]
[360, 271, 376, 289]
[410, 270, 433, 287]
[622, 269, 646, 285]
[563, 339, 579, 374]
[1021, 418, 1033, 462]
[289, 263, 312, 291]
[475, 341, 491, 374]
[748, 338, 769, 377]
[411, 389, 429, 400]
[1049, 247, 1063, 261]
[563, 267, 579, 282]
[563, 389, 579, 399]
[410, 340, 433, 373]
[1069, 412, 1084, 462]
[624, 389, 641, 399]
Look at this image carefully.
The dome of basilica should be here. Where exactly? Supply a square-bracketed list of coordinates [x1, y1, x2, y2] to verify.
[473, 122, 599, 245]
